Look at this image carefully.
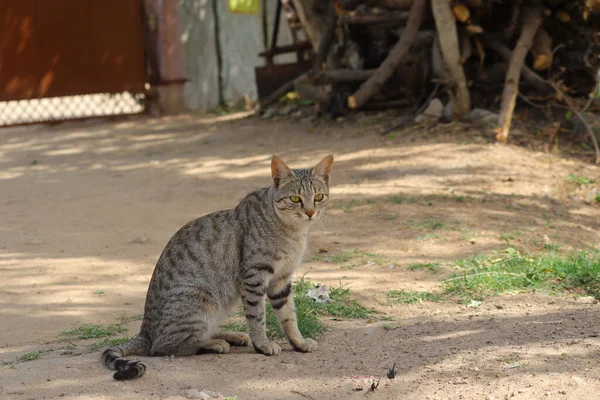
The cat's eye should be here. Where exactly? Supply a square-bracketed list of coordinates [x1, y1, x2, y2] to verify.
[290, 196, 302, 203]
[314, 194, 324, 202]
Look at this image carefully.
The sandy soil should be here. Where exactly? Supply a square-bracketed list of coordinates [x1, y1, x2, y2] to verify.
[1, 113, 599, 400]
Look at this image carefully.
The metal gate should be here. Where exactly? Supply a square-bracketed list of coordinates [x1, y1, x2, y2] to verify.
[0, 0, 147, 126]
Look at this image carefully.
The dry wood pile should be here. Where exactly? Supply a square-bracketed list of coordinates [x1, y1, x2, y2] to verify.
[286, 0, 600, 162]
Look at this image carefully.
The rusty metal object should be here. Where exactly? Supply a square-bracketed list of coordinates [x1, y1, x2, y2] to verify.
[0, 0, 146, 101]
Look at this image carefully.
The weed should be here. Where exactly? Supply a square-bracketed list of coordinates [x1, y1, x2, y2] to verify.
[408, 262, 442, 273]
[387, 196, 408, 204]
[595, 193, 600, 203]
[445, 247, 600, 300]
[59, 324, 127, 340]
[118, 315, 143, 323]
[336, 198, 375, 213]
[89, 337, 132, 351]
[499, 230, 523, 242]
[388, 290, 442, 304]
[568, 174, 595, 185]
[326, 285, 373, 319]
[419, 217, 444, 230]
[416, 233, 440, 242]
[18, 352, 40, 362]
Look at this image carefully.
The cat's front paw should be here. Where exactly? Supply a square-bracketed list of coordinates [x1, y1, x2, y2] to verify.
[291, 338, 318, 353]
[253, 341, 281, 356]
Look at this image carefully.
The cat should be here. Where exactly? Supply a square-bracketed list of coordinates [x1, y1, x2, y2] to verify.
[102, 154, 334, 380]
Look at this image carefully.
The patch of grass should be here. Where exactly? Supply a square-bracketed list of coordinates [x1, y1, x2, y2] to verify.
[418, 217, 444, 230]
[543, 243, 562, 251]
[335, 198, 375, 213]
[371, 212, 397, 221]
[499, 230, 523, 242]
[595, 193, 600, 203]
[388, 290, 442, 304]
[89, 337, 132, 351]
[117, 315, 143, 323]
[568, 174, 595, 185]
[18, 352, 40, 362]
[445, 248, 600, 300]
[220, 320, 247, 333]
[408, 262, 442, 273]
[59, 324, 127, 340]
[325, 285, 372, 319]
[387, 196, 408, 204]
[416, 233, 440, 242]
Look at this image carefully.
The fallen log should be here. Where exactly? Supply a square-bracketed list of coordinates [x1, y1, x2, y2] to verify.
[531, 28, 552, 71]
[495, 5, 544, 142]
[451, 1, 471, 23]
[311, 69, 375, 84]
[346, 11, 410, 25]
[338, 0, 412, 11]
[347, 0, 427, 109]
[432, 0, 471, 116]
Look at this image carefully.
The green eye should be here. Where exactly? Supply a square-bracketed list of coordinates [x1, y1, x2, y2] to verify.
[314, 194, 324, 202]
[290, 196, 302, 203]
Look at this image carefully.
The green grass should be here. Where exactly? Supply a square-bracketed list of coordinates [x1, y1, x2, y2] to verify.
[418, 217, 444, 230]
[416, 233, 440, 242]
[408, 262, 442, 273]
[18, 352, 40, 362]
[499, 230, 523, 242]
[568, 174, 595, 185]
[595, 193, 600, 203]
[221, 279, 373, 340]
[335, 198, 375, 213]
[388, 290, 442, 304]
[387, 196, 407, 204]
[445, 247, 600, 300]
[117, 314, 143, 323]
[89, 337, 132, 351]
[326, 285, 372, 319]
[59, 324, 127, 340]
[385, 248, 600, 305]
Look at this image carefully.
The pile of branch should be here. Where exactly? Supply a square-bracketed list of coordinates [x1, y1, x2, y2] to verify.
[293, 0, 600, 163]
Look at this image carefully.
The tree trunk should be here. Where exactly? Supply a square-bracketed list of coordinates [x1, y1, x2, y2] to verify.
[432, 0, 471, 117]
[495, 5, 543, 143]
[291, 0, 328, 49]
[347, 0, 427, 109]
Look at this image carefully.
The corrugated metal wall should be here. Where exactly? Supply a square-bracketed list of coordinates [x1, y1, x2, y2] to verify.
[179, 0, 295, 111]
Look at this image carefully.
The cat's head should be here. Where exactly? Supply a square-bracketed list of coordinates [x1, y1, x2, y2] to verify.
[271, 154, 334, 225]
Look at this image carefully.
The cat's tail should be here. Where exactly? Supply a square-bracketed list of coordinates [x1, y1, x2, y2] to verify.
[101, 336, 148, 380]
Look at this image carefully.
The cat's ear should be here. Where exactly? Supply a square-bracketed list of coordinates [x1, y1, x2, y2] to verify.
[271, 155, 292, 188]
[312, 154, 334, 185]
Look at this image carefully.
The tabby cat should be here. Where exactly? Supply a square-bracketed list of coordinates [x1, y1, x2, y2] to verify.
[102, 154, 334, 380]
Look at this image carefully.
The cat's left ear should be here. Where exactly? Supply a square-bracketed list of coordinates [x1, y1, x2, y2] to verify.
[271, 155, 292, 188]
[312, 154, 334, 185]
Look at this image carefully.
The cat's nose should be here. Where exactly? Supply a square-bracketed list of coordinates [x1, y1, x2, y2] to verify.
[305, 210, 315, 218]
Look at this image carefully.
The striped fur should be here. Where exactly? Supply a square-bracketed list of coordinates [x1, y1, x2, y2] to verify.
[100, 155, 333, 379]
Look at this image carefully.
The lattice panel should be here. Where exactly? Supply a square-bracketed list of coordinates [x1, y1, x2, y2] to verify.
[0, 92, 145, 126]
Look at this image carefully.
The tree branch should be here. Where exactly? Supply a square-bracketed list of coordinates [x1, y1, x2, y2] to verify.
[495, 5, 543, 142]
[347, 0, 427, 109]
[432, 0, 471, 117]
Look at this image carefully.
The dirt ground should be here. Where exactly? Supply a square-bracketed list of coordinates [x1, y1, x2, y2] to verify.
[1, 113, 600, 400]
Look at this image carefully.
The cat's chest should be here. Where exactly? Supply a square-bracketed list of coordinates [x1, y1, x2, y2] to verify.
[271, 235, 307, 276]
